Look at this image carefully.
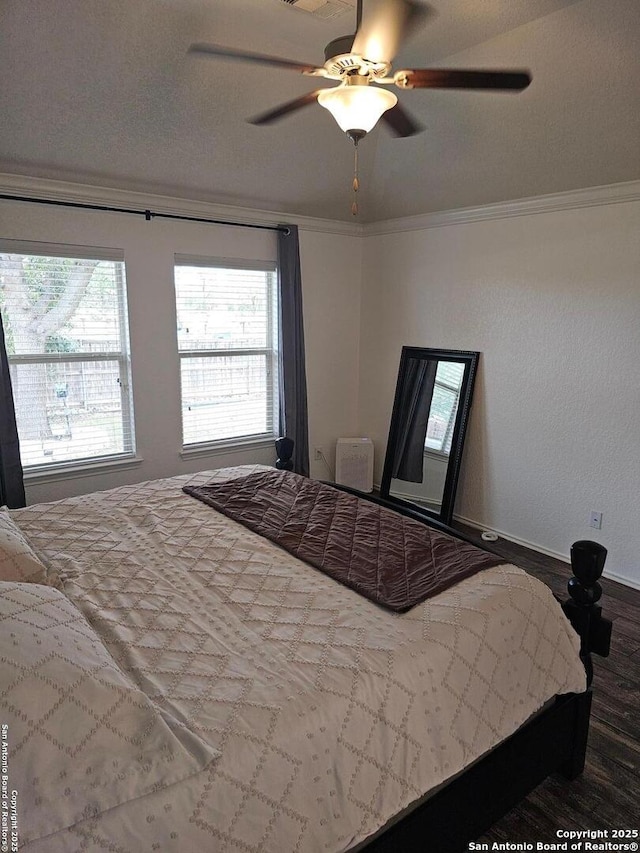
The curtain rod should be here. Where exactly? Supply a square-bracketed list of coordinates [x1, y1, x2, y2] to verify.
[0, 193, 290, 235]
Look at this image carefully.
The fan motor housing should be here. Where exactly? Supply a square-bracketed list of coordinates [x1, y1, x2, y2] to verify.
[323, 35, 391, 79]
[324, 34, 355, 62]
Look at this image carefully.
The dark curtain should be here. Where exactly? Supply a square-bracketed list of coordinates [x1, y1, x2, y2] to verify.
[277, 224, 309, 477]
[391, 357, 437, 483]
[0, 311, 25, 507]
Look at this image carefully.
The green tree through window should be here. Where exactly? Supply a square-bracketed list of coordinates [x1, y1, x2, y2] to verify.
[0, 248, 134, 469]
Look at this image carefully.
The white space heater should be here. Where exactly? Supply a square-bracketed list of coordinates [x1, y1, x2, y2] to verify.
[335, 438, 374, 493]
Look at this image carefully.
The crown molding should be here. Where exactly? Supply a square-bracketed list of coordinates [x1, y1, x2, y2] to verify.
[2, 172, 638, 240]
[364, 180, 640, 236]
[0, 173, 363, 238]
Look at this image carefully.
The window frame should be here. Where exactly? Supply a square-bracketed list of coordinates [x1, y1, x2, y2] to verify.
[0, 240, 137, 478]
[424, 369, 464, 458]
[173, 255, 279, 454]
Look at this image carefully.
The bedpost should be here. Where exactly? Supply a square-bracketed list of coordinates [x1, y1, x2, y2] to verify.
[561, 540, 612, 687]
[558, 541, 611, 780]
[275, 436, 294, 471]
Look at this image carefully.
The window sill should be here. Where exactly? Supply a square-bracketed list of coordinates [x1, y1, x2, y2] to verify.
[180, 436, 275, 461]
[24, 454, 143, 486]
[424, 447, 450, 460]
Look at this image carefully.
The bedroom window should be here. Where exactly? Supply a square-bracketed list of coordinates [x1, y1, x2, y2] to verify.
[174, 256, 279, 450]
[425, 361, 466, 455]
[0, 244, 135, 472]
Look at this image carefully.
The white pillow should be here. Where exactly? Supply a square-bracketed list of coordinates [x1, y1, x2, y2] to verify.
[0, 508, 51, 585]
[0, 582, 219, 845]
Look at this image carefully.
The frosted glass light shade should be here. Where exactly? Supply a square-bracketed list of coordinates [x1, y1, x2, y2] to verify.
[317, 85, 398, 133]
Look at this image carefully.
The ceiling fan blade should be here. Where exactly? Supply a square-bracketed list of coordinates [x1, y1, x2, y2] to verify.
[382, 102, 423, 137]
[397, 68, 532, 91]
[248, 91, 322, 125]
[352, 0, 430, 64]
[189, 43, 321, 75]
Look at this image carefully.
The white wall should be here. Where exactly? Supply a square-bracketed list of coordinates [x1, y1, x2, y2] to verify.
[300, 230, 362, 481]
[3, 179, 639, 589]
[0, 188, 361, 503]
[359, 192, 640, 587]
[390, 452, 449, 510]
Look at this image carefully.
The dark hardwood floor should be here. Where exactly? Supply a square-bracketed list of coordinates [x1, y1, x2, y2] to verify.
[452, 523, 640, 839]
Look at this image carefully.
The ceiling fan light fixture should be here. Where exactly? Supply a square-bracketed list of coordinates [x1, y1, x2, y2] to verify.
[317, 83, 397, 134]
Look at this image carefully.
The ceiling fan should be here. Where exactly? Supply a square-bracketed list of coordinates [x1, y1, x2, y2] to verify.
[189, 0, 531, 141]
[189, 0, 531, 214]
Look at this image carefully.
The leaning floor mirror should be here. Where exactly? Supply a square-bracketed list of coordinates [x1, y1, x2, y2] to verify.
[380, 347, 480, 526]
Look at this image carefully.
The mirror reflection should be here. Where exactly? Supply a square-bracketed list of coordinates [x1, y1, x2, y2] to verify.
[381, 347, 479, 525]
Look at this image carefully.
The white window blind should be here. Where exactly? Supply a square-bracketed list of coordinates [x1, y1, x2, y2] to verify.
[174, 257, 279, 448]
[425, 361, 466, 454]
[0, 245, 135, 471]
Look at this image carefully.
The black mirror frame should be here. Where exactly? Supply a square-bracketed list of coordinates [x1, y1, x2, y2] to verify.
[380, 347, 480, 526]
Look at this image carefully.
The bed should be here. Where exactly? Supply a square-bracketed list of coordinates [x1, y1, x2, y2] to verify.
[0, 465, 607, 852]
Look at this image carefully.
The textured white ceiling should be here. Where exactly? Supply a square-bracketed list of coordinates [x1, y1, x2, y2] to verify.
[0, 0, 638, 222]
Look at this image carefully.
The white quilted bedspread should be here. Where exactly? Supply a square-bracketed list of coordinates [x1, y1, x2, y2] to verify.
[12, 466, 586, 853]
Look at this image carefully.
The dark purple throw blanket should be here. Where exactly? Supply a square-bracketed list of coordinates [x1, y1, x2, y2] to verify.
[183, 470, 503, 612]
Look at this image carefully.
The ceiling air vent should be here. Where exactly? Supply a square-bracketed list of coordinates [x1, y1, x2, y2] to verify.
[278, 0, 356, 21]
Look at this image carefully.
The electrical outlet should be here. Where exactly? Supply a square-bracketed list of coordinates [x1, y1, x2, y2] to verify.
[589, 511, 602, 530]
[313, 447, 322, 461]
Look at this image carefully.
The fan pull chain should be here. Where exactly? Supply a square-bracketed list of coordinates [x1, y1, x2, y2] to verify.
[351, 139, 360, 217]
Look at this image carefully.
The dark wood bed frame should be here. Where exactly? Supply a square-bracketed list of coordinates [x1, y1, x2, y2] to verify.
[326, 484, 613, 853]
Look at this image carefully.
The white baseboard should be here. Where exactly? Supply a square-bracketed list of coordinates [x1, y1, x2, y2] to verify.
[387, 488, 441, 512]
[599, 569, 640, 591]
[453, 513, 640, 592]
[453, 513, 570, 562]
